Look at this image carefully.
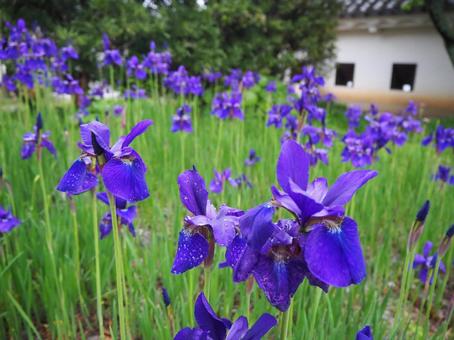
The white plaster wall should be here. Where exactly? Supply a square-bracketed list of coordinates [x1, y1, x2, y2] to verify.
[327, 26, 454, 96]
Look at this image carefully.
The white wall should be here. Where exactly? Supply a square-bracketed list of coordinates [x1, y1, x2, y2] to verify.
[327, 26, 454, 96]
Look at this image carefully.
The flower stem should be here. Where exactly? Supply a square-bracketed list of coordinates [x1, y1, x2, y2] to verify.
[279, 304, 292, 339]
[92, 193, 104, 339]
[108, 193, 127, 339]
[70, 208, 86, 317]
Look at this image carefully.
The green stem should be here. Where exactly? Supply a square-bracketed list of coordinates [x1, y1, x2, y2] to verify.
[92, 193, 104, 339]
[108, 193, 127, 339]
[71, 209, 86, 317]
[279, 306, 291, 340]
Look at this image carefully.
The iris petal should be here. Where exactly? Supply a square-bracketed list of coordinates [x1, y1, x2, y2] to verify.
[102, 156, 149, 202]
[194, 292, 230, 339]
[277, 140, 310, 193]
[56, 159, 98, 195]
[178, 168, 208, 215]
[171, 230, 209, 274]
[305, 217, 366, 287]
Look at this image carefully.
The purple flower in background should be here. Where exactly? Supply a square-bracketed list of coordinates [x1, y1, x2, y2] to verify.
[369, 104, 379, 116]
[113, 105, 124, 117]
[0, 205, 21, 233]
[1, 75, 17, 92]
[52, 74, 83, 95]
[96, 192, 136, 239]
[413, 241, 446, 284]
[211, 91, 243, 120]
[203, 69, 222, 83]
[21, 112, 56, 159]
[165, 66, 203, 96]
[306, 106, 326, 124]
[61, 45, 79, 61]
[143, 43, 172, 75]
[345, 105, 362, 129]
[356, 325, 373, 340]
[124, 85, 147, 99]
[174, 292, 276, 340]
[224, 69, 243, 90]
[267, 104, 292, 128]
[324, 92, 336, 102]
[341, 131, 375, 168]
[405, 100, 418, 116]
[245, 149, 260, 166]
[265, 80, 277, 93]
[210, 168, 231, 193]
[433, 165, 454, 185]
[171, 104, 193, 133]
[171, 168, 242, 274]
[241, 70, 260, 89]
[229, 174, 253, 189]
[57, 119, 152, 202]
[126, 55, 147, 80]
[422, 125, 454, 153]
[101, 33, 122, 66]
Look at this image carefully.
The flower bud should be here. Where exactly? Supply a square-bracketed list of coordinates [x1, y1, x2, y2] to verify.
[408, 200, 430, 249]
[161, 287, 171, 307]
[438, 224, 454, 258]
[416, 200, 430, 223]
[36, 112, 43, 131]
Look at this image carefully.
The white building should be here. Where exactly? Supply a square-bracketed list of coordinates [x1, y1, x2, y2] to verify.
[325, 0, 454, 116]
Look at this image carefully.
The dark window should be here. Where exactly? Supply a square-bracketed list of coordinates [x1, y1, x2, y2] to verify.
[390, 63, 416, 91]
[335, 63, 355, 87]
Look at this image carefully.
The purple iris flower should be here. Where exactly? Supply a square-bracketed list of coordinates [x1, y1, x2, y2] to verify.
[112, 105, 124, 117]
[211, 91, 243, 120]
[369, 104, 379, 116]
[228, 174, 253, 189]
[210, 168, 231, 193]
[52, 74, 83, 95]
[126, 55, 147, 80]
[171, 168, 243, 274]
[226, 206, 328, 311]
[245, 149, 260, 167]
[241, 70, 260, 89]
[356, 325, 373, 340]
[1, 75, 17, 92]
[21, 113, 56, 159]
[405, 100, 418, 116]
[124, 86, 147, 99]
[96, 192, 136, 239]
[143, 44, 172, 75]
[164, 66, 203, 96]
[271, 140, 376, 287]
[60, 45, 79, 61]
[345, 105, 362, 129]
[57, 119, 152, 202]
[171, 104, 193, 133]
[0, 205, 21, 233]
[101, 33, 123, 66]
[267, 104, 292, 128]
[422, 125, 454, 153]
[413, 241, 446, 284]
[174, 292, 276, 340]
[203, 69, 222, 83]
[324, 92, 336, 102]
[433, 165, 454, 185]
[306, 105, 326, 124]
[341, 131, 375, 168]
[224, 69, 243, 90]
[265, 80, 277, 93]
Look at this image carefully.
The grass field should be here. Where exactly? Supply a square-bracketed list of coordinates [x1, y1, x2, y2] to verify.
[0, 82, 453, 339]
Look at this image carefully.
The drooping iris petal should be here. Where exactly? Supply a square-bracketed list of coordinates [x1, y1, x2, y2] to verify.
[277, 140, 310, 193]
[220, 235, 247, 269]
[178, 168, 208, 215]
[233, 246, 259, 282]
[80, 121, 110, 151]
[21, 142, 35, 159]
[41, 138, 57, 156]
[99, 212, 112, 239]
[194, 292, 231, 339]
[118, 206, 137, 225]
[322, 170, 377, 207]
[122, 119, 153, 147]
[56, 159, 98, 195]
[102, 156, 149, 202]
[0, 208, 21, 233]
[171, 230, 209, 274]
[305, 217, 366, 287]
[253, 258, 290, 311]
[242, 313, 277, 340]
[226, 316, 248, 340]
[412, 254, 426, 268]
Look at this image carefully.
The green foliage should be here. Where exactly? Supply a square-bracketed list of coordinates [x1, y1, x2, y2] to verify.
[0, 0, 341, 76]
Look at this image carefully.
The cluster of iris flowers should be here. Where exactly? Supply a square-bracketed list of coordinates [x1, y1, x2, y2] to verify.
[172, 140, 377, 312]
